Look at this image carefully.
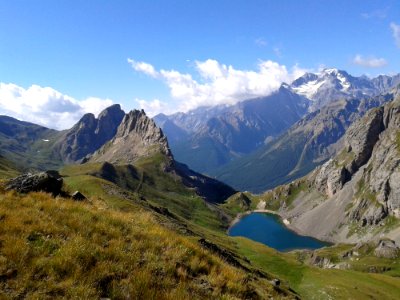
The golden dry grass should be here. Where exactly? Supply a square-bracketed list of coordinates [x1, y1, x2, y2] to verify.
[0, 188, 284, 299]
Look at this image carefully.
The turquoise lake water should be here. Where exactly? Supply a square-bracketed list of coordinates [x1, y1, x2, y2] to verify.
[228, 213, 330, 252]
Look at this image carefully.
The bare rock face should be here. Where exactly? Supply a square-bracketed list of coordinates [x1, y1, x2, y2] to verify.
[55, 104, 125, 163]
[89, 109, 172, 164]
[349, 198, 388, 226]
[314, 159, 349, 197]
[6, 171, 63, 196]
[374, 239, 399, 258]
[344, 107, 384, 174]
[364, 102, 400, 214]
[314, 106, 385, 197]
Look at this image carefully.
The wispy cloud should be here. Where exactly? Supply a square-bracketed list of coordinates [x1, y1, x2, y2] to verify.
[390, 22, 400, 48]
[0, 83, 113, 130]
[273, 47, 283, 58]
[128, 58, 307, 114]
[361, 8, 388, 19]
[255, 37, 267, 47]
[352, 54, 387, 68]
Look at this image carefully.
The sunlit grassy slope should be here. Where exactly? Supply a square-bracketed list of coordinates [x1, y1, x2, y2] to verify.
[234, 238, 400, 300]
[0, 187, 289, 299]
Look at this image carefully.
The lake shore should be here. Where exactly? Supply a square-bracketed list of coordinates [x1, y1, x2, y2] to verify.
[229, 208, 290, 231]
[228, 208, 329, 245]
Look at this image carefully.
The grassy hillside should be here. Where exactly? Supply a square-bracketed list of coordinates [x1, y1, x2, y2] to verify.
[235, 238, 400, 300]
[0, 116, 64, 171]
[60, 156, 228, 232]
[0, 186, 288, 299]
[0, 156, 20, 179]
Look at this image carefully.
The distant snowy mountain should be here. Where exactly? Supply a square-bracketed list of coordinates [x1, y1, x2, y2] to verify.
[291, 68, 400, 109]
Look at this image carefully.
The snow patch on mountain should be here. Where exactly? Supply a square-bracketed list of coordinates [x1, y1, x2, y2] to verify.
[291, 79, 325, 100]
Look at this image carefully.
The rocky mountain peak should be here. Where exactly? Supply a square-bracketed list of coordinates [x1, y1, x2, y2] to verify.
[95, 104, 125, 138]
[78, 113, 96, 127]
[97, 104, 123, 119]
[54, 105, 125, 163]
[89, 109, 172, 164]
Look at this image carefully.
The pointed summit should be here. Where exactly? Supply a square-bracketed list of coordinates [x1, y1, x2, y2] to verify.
[89, 109, 172, 164]
[54, 104, 125, 163]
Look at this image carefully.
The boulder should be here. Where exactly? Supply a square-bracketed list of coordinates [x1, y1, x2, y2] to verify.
[71, 191, 87, 201]
[374, 239, 399, 259]
[6, 171, 63, 196]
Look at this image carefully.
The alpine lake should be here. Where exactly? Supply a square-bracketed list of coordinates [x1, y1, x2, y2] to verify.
[229, 212, 330, 252]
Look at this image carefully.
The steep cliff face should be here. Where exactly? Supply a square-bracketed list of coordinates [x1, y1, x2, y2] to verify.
[314, 106, 385, 197]
[54, 104, 125, 163]
[89, 109, 172, 164]
[312, 99, 399, 225]
[258, 96, 400, 244]
[351, 101, 400, 224]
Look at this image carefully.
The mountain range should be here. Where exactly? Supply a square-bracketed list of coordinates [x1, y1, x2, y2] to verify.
[0, 105, 235, 203]
[155, 85, 309, 173]
[156, 69, 400, 192]
[1, 69, 400, 298]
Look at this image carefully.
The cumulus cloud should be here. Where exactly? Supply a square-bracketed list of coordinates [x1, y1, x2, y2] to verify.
[0, 83, 113, 130]
[135, 98, 174, 117]
[352, 54, 387, 68]
[128, 58, 306, 113]
[390, 22, 400, 48]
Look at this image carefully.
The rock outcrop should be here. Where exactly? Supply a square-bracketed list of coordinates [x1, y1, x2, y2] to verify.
[6, 170, 63, 196]
[89, 109, 172, 164]
[54, 104, 125, 163]
[314, 106, 385, 197]
[374, 239, 399, 258]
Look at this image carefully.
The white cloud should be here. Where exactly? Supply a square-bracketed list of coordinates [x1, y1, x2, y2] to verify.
[128, 58, 307, 113]
[135, 98, 173, 117]
[127, 58, 159, 78]
[0, 83, 113, 130]
[390, 22, 400, 48]
[352, 54, 387, 68]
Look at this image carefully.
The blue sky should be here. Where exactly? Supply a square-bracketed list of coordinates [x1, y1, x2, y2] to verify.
[1, 0, 400, 128]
